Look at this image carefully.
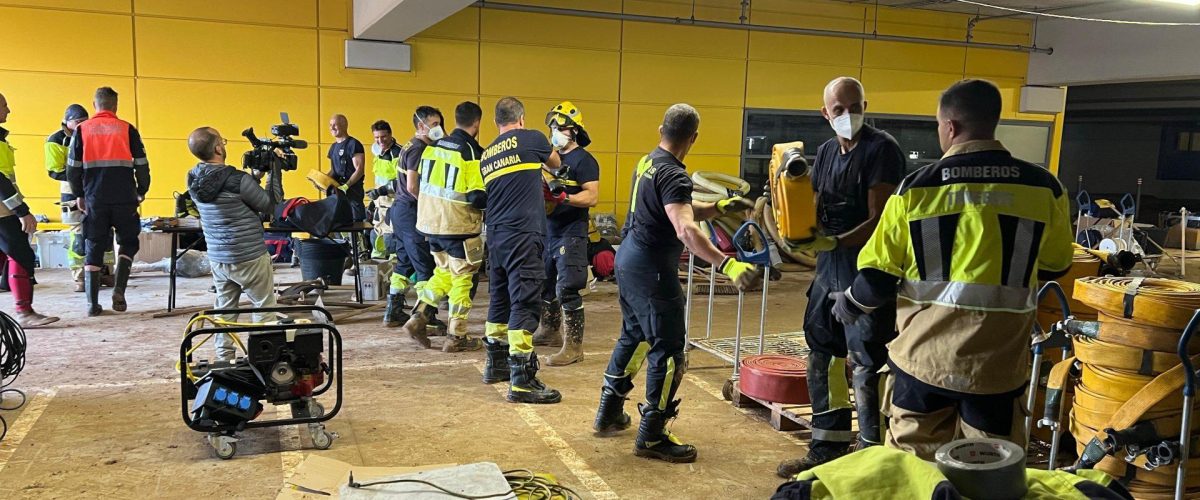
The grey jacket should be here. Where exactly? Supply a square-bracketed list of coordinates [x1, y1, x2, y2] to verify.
[187, 163, 282, 265]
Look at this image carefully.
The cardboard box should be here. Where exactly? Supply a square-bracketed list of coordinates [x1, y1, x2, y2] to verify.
[358, 260, 390, 301]
[1165, 224, 1200, 250]
[135, 230, 175, 264]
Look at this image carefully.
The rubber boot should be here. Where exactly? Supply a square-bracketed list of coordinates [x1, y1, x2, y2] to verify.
[101, 265, 115, 287]
[546, 308, 584, 366]
[593, 386, 632, 434]
[9, 260, 58, 327]
[85, 270, 102, 317]
[532, 299, 562, 347]
[506, 353, 561, 404]
[399, 303, 433, 349]
[775, 441, 852, 478]
[382, 293, 409, 327]
[482, 338, 510, 384]
[634, 400, 697, 463]
[111, 258, 131, 312]
[443, 318, 482, 353]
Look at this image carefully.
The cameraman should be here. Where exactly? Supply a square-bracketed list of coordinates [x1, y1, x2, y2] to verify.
[186, 127, 283, 361]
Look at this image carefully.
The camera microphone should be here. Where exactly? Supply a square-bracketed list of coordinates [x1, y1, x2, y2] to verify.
[290, 139, 309, 149]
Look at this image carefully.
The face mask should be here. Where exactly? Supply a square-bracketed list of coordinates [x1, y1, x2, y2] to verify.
[427, 125, 445, 142]
[551, 129, 571, 150]
[830, 112, 864, 140]
[371, 142, 383, 156]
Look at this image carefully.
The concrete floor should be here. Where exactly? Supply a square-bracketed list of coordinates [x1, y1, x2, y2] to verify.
[0, 264, 819, 499]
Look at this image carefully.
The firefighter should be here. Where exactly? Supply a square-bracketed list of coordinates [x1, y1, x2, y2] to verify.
[0, 92, 59, 327]
[532, 101, 600, 367]
[828, 79, 1073, 459]
[367, 119, 400, 260]
[401, 102, 486, 353]
[777, 77, 904, 477]
[479, 97, 564, 404]
[592, 104, 759, 463]
[67, 87, 150, 317]
[46, 104, 114, 292]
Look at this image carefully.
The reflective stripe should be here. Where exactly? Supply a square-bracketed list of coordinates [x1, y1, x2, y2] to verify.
[917, 218, 944, 281]
[3, 192, 24, 210]
[899, 279, 1035, 312]
[659, 356, 676, 410]
[420, 183, 470, 203]
[628, 155, 653, 213]
[810, 428, 856, 442]
[481, 161, 540, 184]
[620, 341, 650, 378]
[827, 356, 852, 411]
[132, 157, 148, 166]
[1006, 217, 1036, 288]
[81, 159, 134, 169]
[559, 179, 579, 187]
[485, 322, 508, 340]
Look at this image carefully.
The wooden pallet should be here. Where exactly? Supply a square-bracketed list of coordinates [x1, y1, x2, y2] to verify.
[730, 382, 859, 435]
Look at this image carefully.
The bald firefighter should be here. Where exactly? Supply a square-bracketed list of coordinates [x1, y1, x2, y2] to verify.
[532, 101, 600, 367]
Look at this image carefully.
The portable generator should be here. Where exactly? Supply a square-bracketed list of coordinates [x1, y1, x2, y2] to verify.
[179, 305, 342, 460]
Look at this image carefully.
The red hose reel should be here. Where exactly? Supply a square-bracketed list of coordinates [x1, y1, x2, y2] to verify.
[738, 354, 810, 404]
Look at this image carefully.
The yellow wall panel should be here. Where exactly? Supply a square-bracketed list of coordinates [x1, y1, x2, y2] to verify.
[480, 44, 619, 102]
[319, 31, 479, 95]
[477, 97, 618, 154]
[863, 40, 964, 74]
[965, 48, 1028, 79]
[745, 61, 858, 110]
[861, 68, 961, 116]
[752, 0, 865, 31]
[617, 104, 741, 156]
[972, 19, 1032, 45]
[318, 88, 475, 156]
[0, 7, 133, 76]
[0, 72, 136, 131]
[319, 0, 349, 30]
[614, 153, 641, 202]
[622, 21, 747, 59]
[134, 0, 318, 27]
[868, 7, 968, 40]
[621, 53, 745, 107]
[5, 134, 60, 200]
[748, 32, 862, 66]
[481, 9, 619, 50]
[138, 80, 319, 142]
[591, 153, 619, 204]
[414, 7, 479, 41]
[0, 0, 129, 13]
[136, 18, 318, 86]
[506, 0, 622, 12]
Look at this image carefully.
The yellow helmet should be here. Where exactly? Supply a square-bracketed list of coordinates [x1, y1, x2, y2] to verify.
[307, 169, 339, 193]
[545, 101, 591, 148]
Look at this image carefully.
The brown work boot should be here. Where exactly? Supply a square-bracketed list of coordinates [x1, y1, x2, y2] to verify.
[532, 299, 562, 347]
[73, 279, 84, 292]
[17, 311, 59, 328]
[442, 318, 482, 352]
[546, 308, 584, 366]
[400, 304, 433, 349]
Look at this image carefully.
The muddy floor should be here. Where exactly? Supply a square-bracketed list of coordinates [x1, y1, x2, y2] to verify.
[0, 264, 819, 499]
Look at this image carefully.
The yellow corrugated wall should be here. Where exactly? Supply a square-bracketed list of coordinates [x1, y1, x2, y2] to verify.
[0, 0, 1054, 223]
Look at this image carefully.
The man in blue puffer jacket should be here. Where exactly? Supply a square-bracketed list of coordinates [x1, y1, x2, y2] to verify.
[186, 127, 283, 361]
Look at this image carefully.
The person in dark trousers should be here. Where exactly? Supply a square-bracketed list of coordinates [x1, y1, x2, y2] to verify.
[326, 113, 367, 264]
[0, 92, 58, 327]
[480, 97, 564, 404]
[186, 127, 283, 360]
[46, 104, 114, 292]
[777, 77, 904, 477]
[67, 87, 150, 317]
[533, 101, 600, 367]
[593, 103, 759, 463]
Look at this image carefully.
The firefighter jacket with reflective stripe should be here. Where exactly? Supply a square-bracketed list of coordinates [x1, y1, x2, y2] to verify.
[66, 110, 150, 206]
[45, 130, 74, 195]
[0, 127, 29, 219]
[415, 129, 485, 238]
[372, 142, 402, 187]
[854, 140, 1074, 394]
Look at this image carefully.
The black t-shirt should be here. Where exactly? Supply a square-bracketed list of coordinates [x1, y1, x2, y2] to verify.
[547, 147, 601, 238]
[623, 147, 692, 252]
[811, 125, 904, 235]
[480, 129, 553, 234]
[396, 137, 426, 206]
[327, 136, 365, 200]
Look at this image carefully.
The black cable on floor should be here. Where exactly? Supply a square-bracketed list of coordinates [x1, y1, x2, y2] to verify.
[0, 310, 28, 442]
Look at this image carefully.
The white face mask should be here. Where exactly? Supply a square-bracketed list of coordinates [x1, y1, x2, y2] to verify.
[550, 128, 571, 150]
[830, 112, 864, 140]
[370, 142, 383, 156]
[427, 125, 445, 142]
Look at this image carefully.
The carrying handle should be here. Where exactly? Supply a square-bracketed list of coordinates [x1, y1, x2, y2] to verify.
[1179, 309, 1200, 398]
[1076, 190, 1092, 211]
[733, 221, 771, 266]
[1120, 193, 1136, 217]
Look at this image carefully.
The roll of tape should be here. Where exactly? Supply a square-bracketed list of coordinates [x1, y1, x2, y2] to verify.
[935, 438, 1027, 500]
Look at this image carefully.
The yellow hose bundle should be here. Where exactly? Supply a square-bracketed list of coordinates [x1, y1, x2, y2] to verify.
[1051, 276, 1200, 498]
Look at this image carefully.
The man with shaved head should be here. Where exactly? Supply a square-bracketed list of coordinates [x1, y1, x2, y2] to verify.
[777, 76, 905, 477]
[327, 113, 367, 262]
[186, 126, 283, 360]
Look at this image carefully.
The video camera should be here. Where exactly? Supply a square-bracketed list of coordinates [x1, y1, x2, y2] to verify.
[242, 112, 307, 173]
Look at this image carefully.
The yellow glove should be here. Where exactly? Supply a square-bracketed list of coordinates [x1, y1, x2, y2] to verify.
[798, 234, 838, 253]
[338, 183, 349, 193]
[718, 257, 762, 292]
[716, 196, 754, 215]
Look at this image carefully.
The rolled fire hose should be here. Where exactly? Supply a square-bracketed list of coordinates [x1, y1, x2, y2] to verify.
[690, 171, 750, 202]
[935, 438, 1028, 500]
[1044, 277, 1200, 498]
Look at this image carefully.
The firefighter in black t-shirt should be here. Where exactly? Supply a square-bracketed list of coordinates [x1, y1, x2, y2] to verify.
[593, 104, 760, 463]
[776, 77, 905, 478]
[531, 101, 600, 367]
[480, 97, 564, 405]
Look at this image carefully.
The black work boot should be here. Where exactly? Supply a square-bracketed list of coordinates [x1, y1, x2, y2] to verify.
[593, 386, 632, 434]
[111, 258, 132, 312]
[85, 270, 102, 317]
[482, 338, 510, 384]
[775, 441, 852, 478]
[506, 353, 561, 404]
[532, 299, 562, 347]
[634, 400, 697, 463]
[382, 293, 409, 327]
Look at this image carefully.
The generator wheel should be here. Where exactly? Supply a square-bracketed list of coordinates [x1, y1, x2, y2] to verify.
[311, 429, 333, 450]
[215, 441, 237, 460]
[309, 400, 325, 418]
[721, 379, 734, 401]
